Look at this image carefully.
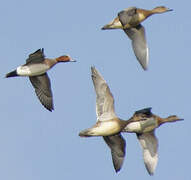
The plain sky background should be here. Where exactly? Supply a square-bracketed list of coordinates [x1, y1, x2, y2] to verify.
[0, 0, 190, 179]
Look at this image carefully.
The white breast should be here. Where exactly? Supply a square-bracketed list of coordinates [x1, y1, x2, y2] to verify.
[124, 118, 157, 133]
[17, 64, 49, 76]
[124, 122, 142, 133]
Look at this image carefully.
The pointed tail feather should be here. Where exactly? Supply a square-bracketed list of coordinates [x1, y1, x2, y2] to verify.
[5, 70, 18, 78]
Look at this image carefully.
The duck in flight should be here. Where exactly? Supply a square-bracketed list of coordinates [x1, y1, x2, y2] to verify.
[102, 6, 172, 70]
[79, 66, 128, 172]
[6, 48, 76, 111]
[79, 67, 183, 174]
[123, 107, 183, 175]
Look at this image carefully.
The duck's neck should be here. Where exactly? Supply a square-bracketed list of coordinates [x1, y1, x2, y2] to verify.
[44, 58, 58, 68]
[118, 118, 130, 128]
[137, 7, 167, 20]
[136, 9, 154, 22]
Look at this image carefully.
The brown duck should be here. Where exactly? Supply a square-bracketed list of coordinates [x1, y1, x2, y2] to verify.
[123, 107, 183, 175]
[79, 67, 183, 174]
[102, 6, 172, 70]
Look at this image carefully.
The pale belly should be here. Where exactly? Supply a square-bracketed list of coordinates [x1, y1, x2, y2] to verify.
[17, 64, 49, 76]
[90, 121, 121, 136]
[124, 118, 157, 133]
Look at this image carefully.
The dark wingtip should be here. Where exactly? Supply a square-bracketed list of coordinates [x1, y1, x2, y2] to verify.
[135, 107, 152, 115]
[47, 106, 54, 112]
[143, 67, 148, 71]
[113, 161, 123, 173]
[91, 66, 96, 71]
[114, 168, 121, 173]
[43, 103, 54, 112]
[5, 70, 18, 78]
[47, 108, 53, 112]
[91, 66, 97, 75]
[149, 172, 154, 176]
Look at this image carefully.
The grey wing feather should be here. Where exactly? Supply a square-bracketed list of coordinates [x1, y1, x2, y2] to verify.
[26, 48, 45, 64]
[103, 134, 126, 173]
[135, 107, 152, 116]
[29, 73, 54, 111]
[91, 67, 117, 121]
[118, 7, 137, 25]
[137, 131, 158, 175]
[124, 24, 149, 70]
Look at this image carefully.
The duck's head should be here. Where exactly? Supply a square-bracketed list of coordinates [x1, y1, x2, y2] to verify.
[152, 6, 173, 13]
[158, 115, 183, 126]
[56, 55, 76, 63]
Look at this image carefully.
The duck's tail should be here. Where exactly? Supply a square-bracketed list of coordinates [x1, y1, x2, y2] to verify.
[5, 70, 18, 78]
[79, 128, 94, 137]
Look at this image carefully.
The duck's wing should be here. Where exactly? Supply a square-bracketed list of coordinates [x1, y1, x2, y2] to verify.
[136, 131, 158, 175]
[103, 133, 126, 173]
[26, 48, 45, 64]
[29, 73, 53, 111]
[118, 7, 137, 25]
[134, 107, 152, 116]
[123, 24, 149, 70]
[91, 67, 117, 121]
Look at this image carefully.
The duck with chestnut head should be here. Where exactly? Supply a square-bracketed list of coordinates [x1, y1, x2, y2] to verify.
[6, 48, 76, 111]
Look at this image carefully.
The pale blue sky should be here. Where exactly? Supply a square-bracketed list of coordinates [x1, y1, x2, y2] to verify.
[0, 0, 190, 179]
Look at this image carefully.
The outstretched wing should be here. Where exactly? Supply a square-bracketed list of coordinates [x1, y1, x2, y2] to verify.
[29, 73, 54, 111]
[123, 24, 149, 70]
[91, 67, 117, 121]
[26, 48, 45, 64]
[137, 131, 158, 175]
[103, 133, 126, 173]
